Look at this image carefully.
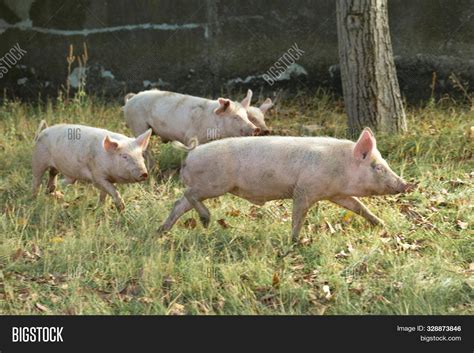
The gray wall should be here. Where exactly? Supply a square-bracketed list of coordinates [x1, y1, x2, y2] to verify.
[0, 0, 473, 102]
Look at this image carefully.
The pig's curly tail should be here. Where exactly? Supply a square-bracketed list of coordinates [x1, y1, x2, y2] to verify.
[34, 120, 48, 142]
[124, 93, 136, 104]
[171, 137, 199, 152]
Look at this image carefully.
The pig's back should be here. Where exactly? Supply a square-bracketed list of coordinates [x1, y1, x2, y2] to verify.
[128, 89, 212, 114]
[190, 136, 353, 165]
[184, 136, 353, 200]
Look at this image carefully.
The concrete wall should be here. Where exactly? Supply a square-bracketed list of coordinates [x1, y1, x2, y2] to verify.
[0, 0, 473, 102]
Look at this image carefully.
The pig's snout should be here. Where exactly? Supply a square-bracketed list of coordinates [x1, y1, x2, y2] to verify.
[135, 170, 148, 181]
[394, 179, 412, 194]
[252, 128, 262, 136]
[403, 182, 417, 193]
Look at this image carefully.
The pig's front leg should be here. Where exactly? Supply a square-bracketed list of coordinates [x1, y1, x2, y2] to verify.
[291, 189, 314, 242]
[93, 178, 125, 211]
[330, 196, 384, 226]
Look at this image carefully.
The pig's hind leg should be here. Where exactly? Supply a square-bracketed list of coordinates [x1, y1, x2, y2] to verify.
[32, 158, 49, 196]
[184, 188, 212, 228]
[158, 196, 193, 233]
[330, 196, 384, 226]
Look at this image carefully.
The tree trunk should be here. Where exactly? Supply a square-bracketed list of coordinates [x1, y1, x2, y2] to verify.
[336, 0, 407, 136]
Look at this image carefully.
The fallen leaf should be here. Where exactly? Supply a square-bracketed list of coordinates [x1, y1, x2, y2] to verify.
[299, 237, 312, 246]
[272, 272, 280, 288]
[138, 297, 153, 304]
[393, 281, 403, 290]
[335, 250, 349, 259]
[35, 303, 50, 313]
[347, 242, 355, 253]
[248, 206, 260, 219]
[375, 295, 392, 304]
[31, 244, 41, 258]
[12, 248, 24, 261]
[322, 284, 332, 299]
[395, 235, 421, 251]
[119, 279, 141, 296]
[50, 237, 64, 244]
[342, 211, 354, 223]
[51, 191, 64, 199]
[17, 218, 28, 226]
[226, 209, 241, 217]
[183, 218, 197, 229]
[456, 220, 468, 230]
[217, 219, 230, 229]
[349, 286, 363, 295]
[449, 178, 467, 187]
[50, 294, 60, 304]
[325, 220, 336, 234]
[168, 302, 186, 315]
[64, 307, 77, 315]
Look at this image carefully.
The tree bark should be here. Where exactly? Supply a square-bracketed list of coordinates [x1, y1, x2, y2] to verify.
[336, 0, 407, 136]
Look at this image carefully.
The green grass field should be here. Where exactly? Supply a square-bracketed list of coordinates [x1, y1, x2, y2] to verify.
[0, 94, 472, 315]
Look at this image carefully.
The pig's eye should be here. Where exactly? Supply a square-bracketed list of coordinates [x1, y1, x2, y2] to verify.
[120, 154, 129, 160]
[374, 164, 384, 172]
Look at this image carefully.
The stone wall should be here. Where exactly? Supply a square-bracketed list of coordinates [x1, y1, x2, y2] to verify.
[0, 0, 473, 102]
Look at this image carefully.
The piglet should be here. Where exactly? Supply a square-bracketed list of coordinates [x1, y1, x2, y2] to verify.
[32, 121, 151, 211]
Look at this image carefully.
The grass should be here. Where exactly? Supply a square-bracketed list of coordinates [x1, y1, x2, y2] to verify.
[0, 93, 472, 315]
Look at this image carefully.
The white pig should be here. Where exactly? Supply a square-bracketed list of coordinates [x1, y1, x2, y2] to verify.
[123, 89, 260, 145]
[244, 91, 274, 135]
[159, 128, 412, 240]
[32, 122, 152, 211]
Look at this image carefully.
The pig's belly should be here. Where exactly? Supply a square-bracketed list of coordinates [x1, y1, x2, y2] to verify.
[50, 158, 93, 183]
[228, 161, 299, 204]
[230, 181, 295, 205]
[230, 189, 287, 205]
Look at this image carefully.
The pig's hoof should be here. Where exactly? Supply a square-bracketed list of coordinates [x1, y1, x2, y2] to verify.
[372, 220, 385, 227]
[116, 203, 126, 212]
[200, 216, 210, 228]
[157, 226, 169, 235]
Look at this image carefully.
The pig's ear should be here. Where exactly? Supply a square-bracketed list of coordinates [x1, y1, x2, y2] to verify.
[259, 98, 273, 114]
[103, 135, 120, 152]
[136, 129, 152, 151]
[214, 98, 231, 115]
[241, 89, 253, 109]
[353, 128, 376, 161]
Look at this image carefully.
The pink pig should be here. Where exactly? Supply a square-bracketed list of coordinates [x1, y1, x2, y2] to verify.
[32, 122, 151, 211]
[159, 128, 412, 240]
